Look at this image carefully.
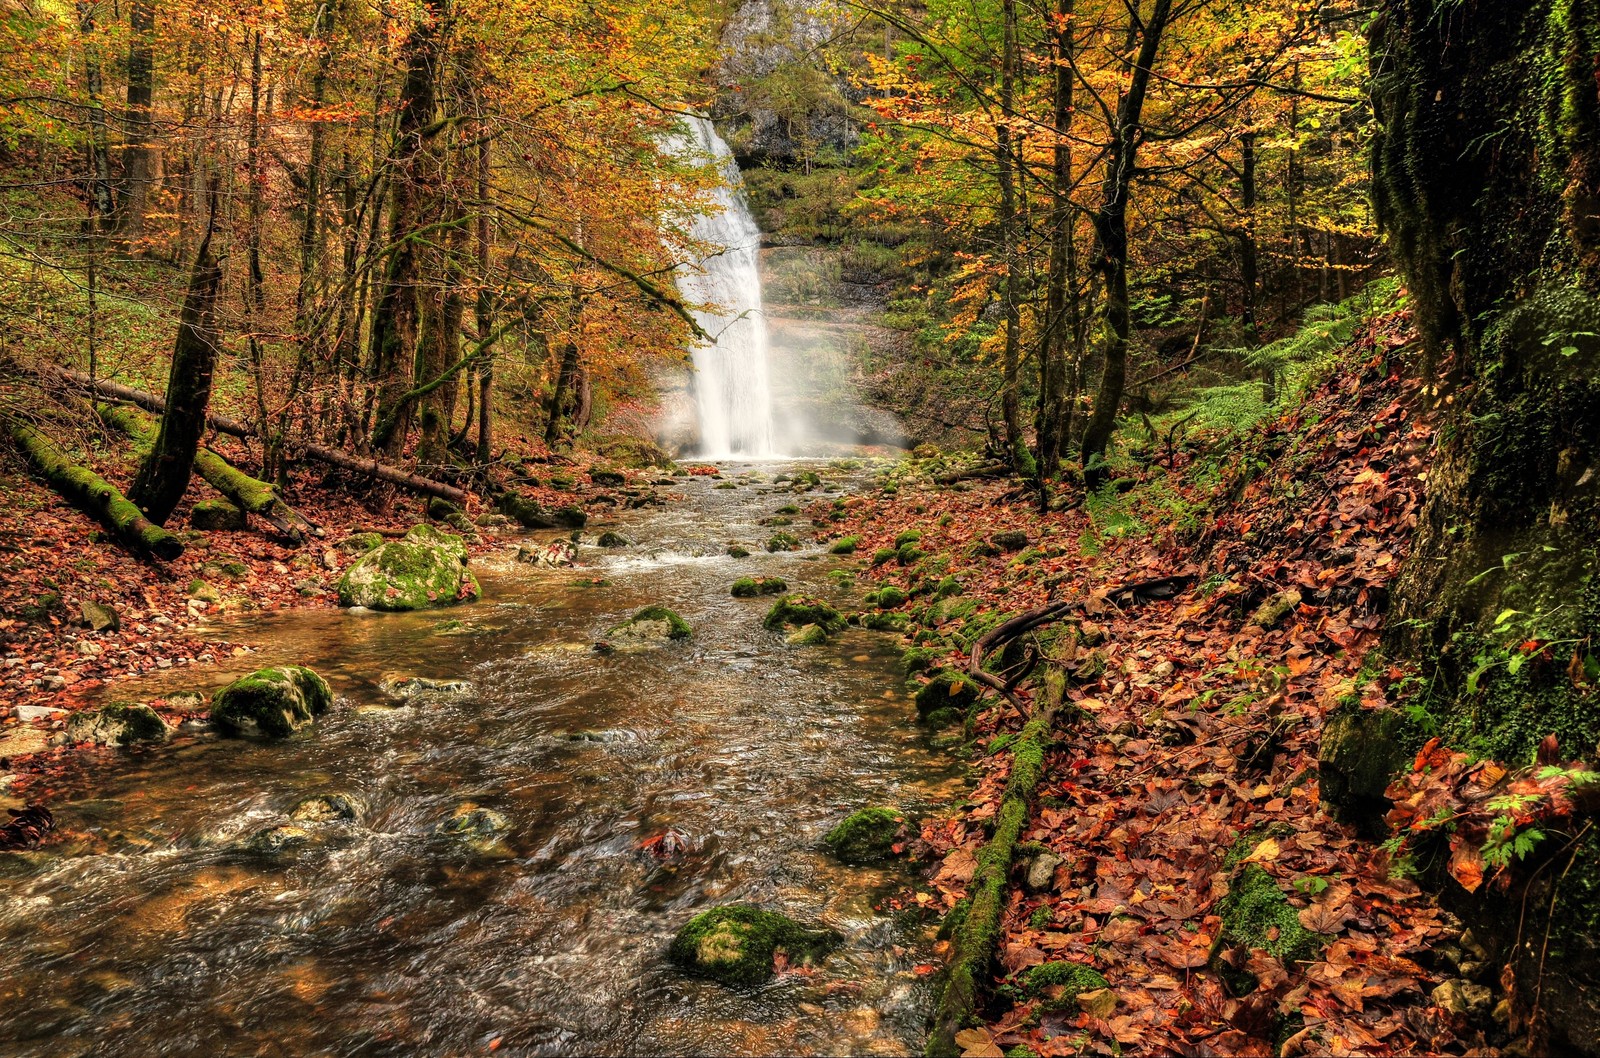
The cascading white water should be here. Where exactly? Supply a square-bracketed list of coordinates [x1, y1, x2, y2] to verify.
[670, 117, 777, 458]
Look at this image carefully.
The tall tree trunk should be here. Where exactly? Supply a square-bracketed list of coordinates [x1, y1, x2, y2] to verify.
[77, 2, 115, 226]
[116, 1, 156, 241]
[996, 0, 1027, 474]
[1237, 130, 1268, 402]
[369, 3, 446, 457]
[1373, 1, 1600, 1047]
[1037, 0, 1078, 482]
[1080, 0, 1174, 487]
[127, 224, 225, 524]
[474, 130, 495, 465]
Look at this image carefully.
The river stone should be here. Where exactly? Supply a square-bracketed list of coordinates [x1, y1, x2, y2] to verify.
[1025, 851, 1064, 892]
[763, 595, 846, 634]
[785, 623, 829, 646]
[78, 600, 120, 632]
[914, 670, 982, 719]
[291, 793, 363, 823]
[245, 824, 315, 856]
[337, 525, 479, 611]
[66, 702, 171, 746]
[608, 606, 692, 642]
[380, 675, 474, 701]
[824, 807, 908, 865]
[212, 666, 333, 738]
[436, 802, 511, 854]
[668, 905, 841, 987]
[517, 540, 576, 568]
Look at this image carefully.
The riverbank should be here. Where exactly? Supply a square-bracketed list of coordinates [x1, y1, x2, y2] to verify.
[825, 309, 1524, 1055]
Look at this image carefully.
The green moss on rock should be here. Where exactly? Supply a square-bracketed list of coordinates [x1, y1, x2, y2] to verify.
[766, 532, 801, 552]
[786, 623, 831, 646]
[610, 605, 692, 641]
[668, 904, 841, 987]
[915, 670, 982, 718]
[1021, 960, 1109, 1008]
[763, 595, 847, 634]
[1214, 864, 1325, 977]
[66, 701, 171, 746]
[893, 529, 923, 548]
[829, 535, 860, 555]
[731, 576, 788, 598]
[336, 526, 478, 612]
[189, 499, 245, 531]
[212, 665, 333, 738]
[824, 806, 908, 865]
[866, 585, 909, 609]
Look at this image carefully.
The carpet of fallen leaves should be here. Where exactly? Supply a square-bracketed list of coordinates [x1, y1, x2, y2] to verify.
[0, 431, 635, 784]
[834, 312, 1517, 1055]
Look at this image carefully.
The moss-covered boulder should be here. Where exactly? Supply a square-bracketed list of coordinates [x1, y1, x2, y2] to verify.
[824, 806, 909, 865]
[727, 544, 751, 558]
[763, 595, 847, 634]
[596, 530, 630, 548]
[914, 669, 983, 719]
[893, 529, 922, 548]
[828, 535, 859, 555]
[609, 605, 692, 642]
[211, 665, 333, 738]
[336, 531, 384, 555]
[190, 499, 245, 531]
[731, 576, 788, 598]
[786, 623, 830, 646]
[590, 467, 626, 486]
[860, 612, 908, 633]
[427, 496, 462, 520]
[1213, 863, 1325, 986]
[668, 905, 841, 987]
[866, 585, 909, 609]
[766, 532, 801, 552]
[1318, 706, 1416, 827]
[337, 525, 479, 611]
[66, 701, 171, 746]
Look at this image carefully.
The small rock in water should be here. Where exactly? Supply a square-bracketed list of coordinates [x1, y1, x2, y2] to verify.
[291, 793, 364, 823]
[436, 802, 512, 854]
[517, 540, 577, 568]
[245, 824, 315, 856]
[380, 675, 474, 701]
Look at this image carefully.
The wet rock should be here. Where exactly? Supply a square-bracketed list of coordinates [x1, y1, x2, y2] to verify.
[766, 532, 801, 552]
[730, 576, 787, 598]
[516, 540, 577, 568]
[596, 531, 630, 548]
[189, 499, 245, 531]
[763, 595, 846, 634]
[785, 623, 829, 646]
[1025, 851, 1064, 892]
[380, 675, 474, 701]
[78, 600, 120, 632]
[824, 806, 908, 865]
[245, 824, 315, 856]
[336, 531, 385, 555]
[212, 665, 333, 738]
[337, 525, 479, 611]
[590, 468, 626, 486]
[427, 497, 462, 520]
[668, 904, 841, 987]
[290, 793, 363, 823]
[65, 702, 171, 746]
[436, 802, 511, 852]
[726, 545, 752, 558]
[608, 606, 692, 642]
[1432, 979, 1494, 1018]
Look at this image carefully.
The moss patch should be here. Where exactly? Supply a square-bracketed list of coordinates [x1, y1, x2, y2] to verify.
[731, 576, 788, 598]
[337, 527, 478, 612]
[915, 670, 983, 719]
[829, 535, 860, 555]
[66, 701, 171, 746]
[763, 595, 847, 634]
[1020, 961, 1108, 1010]
[212, 665, 333, 738]
[824, 806, 908, 865]
[1214, 864, 1325, 983]
[610, 605, 692, 641]
[668, 904, 841, 987]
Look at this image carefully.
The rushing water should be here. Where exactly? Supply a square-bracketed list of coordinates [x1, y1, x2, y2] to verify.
[0, 466, 960, 1057]
[671, 118, 778, 459]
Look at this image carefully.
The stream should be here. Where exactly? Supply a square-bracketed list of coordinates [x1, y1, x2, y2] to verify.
[0, 465, 960, 1057]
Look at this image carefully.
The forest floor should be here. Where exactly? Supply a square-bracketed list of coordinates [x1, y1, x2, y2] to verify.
[825, 308, 1523, 1055]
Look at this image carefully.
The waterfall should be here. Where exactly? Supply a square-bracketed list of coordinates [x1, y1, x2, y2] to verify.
[670, 117, 777, 459]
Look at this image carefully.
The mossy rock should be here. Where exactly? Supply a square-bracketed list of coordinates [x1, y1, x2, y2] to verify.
[860, 612, 908, 633]
[870, 547, 897, 566]
[66, 701, 171, 746]
[336, 527, 479, 612]
[901, 646, 940, 676]
[190, 499, 245, 531]
[596, 531, 630, 548]
[731, 576, 788, 598]
[766, 532, 801, 552]
[823, 806, 908, 865]
[1213, 863, 1325, 988]
[668, 905, 841, 987]
[763, 595, 847, 634]
[427, 496, 462, 520]
[776, 504, 801, 515]
[336, 532, 384, 555]
[187, 579, 223, 604]
[786, 623, 830, 646]
[1021, 961, 1108, 1011]
[291, 793, 364, 823]
[895, 542, 924, 565]
[443, 512, 479, 537]
[609, 605, 692, 641]
[590, 467, 626, 486]
[991, 530, 1029, 552]
[552, 505, 587, 529]
[727, 545, 752, 558]
[212, 665, 333, 738]
[914, 670, 983, 718]
[828, 535, 859, 555]
[866, 585, 909, 609]
[1318, 706, 1417, 828]
[436, 802, 510, 840]
[201, 558, 251, 581]
[893, 529, 922, 548]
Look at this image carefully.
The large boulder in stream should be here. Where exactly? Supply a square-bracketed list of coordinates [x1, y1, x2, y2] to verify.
[823, 806, 911, 866]
[607, 606, 692, 643]
[211, 666, 333, 738]
[668, 904, 841, 987]
[762, 595, 847, 635]
[65, 701, 171, 746]
[337, 524, 480, 611]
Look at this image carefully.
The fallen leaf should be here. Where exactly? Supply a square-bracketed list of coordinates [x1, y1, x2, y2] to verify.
[1242, 837, 1281, 864]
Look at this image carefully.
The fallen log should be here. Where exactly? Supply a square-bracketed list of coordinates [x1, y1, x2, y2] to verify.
[48, 367, 469, 505]
[98, 403, 313, 542]
[6, 418, 183, 560]
[933, 461, 1009, 486]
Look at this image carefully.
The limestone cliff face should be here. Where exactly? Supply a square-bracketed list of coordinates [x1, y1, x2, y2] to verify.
[712, 0, 858, 165]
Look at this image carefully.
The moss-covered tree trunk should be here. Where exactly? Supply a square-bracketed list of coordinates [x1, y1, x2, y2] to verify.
[1372, 1, 1600, 1047]
[127, 227, 225, 524]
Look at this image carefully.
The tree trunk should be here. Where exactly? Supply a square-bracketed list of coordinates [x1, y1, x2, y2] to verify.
[475, 129, 495, 465]
[116, 1, 156, 241]
[544, 337, 581, 448]
[127, 227, 225, 524]
[1037, 0, 1078, 482]
[77, 2, 115, 226]
[8, 420, 183, 560]
[1081, 0, 1173, 488]
[996, 0, 1027, 475]
[1238, 130, 1269, 402]
[1373, 1, 1600, 1048]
